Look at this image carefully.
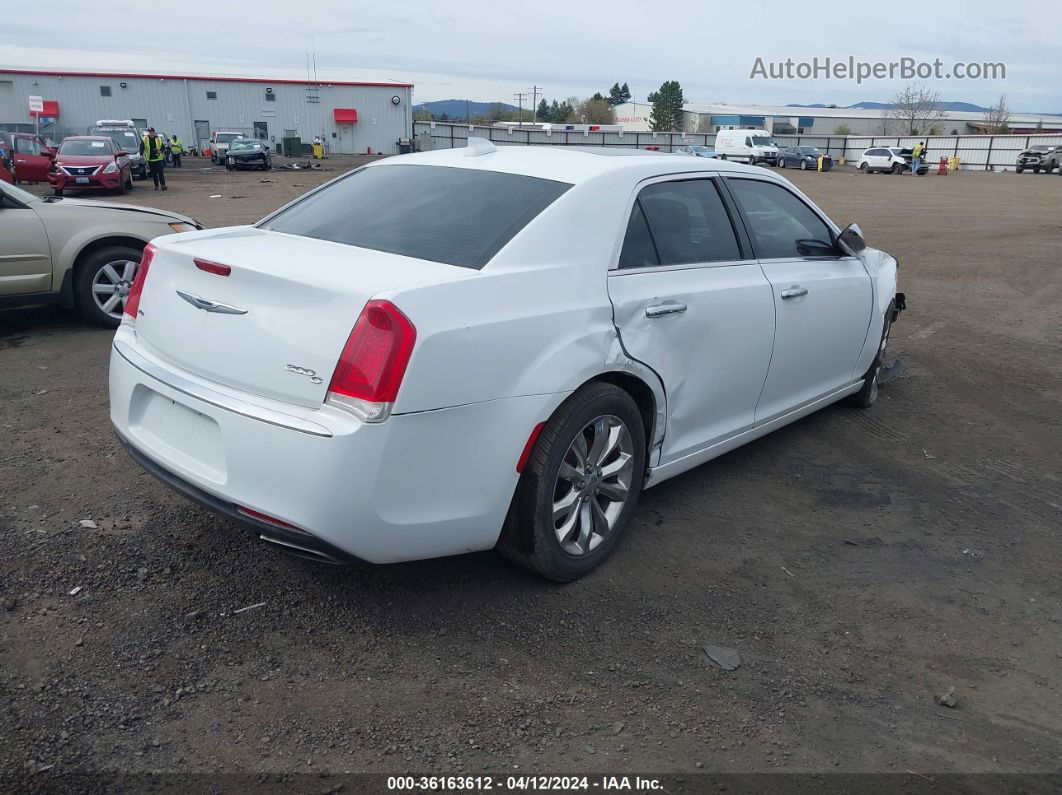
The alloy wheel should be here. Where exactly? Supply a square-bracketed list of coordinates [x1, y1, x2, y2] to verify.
[551, 415, 634, 556]
[91, 259, 138, 320]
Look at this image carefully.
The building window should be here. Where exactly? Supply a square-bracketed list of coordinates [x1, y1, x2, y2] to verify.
[265, 92, 275, 102]
[100, 85, 112, 97]
[206, 91, 217, 100]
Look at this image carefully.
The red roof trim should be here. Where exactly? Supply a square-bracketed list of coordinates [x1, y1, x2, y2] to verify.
[0, 68, 413, 89]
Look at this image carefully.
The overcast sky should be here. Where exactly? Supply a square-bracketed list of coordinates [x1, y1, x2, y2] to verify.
[3, 0, 1059, 112]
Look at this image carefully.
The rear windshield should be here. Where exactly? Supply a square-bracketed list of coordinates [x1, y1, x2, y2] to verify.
[262, 164, 571, 269]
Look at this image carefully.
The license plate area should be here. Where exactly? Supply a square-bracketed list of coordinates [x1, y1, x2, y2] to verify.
[75, 177, 90, 184]
[128, 384, 227, 483]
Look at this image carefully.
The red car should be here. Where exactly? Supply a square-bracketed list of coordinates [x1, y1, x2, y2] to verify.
[9, 132, 57, 184]
[49, 136, 133, 196]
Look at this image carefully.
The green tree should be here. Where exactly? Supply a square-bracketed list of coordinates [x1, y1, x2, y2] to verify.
[647, 80, 684, 132]
[833, 123, 852, 135]
[439, 113, 449, 122]
[537, 98, 550, 122]
[575, 96, 614, 124]
[608, 82, 631, 106]
[548, 100, 562, 122]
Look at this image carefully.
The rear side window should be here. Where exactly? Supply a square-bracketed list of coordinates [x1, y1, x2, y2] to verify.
[263, 165, 571, 269]
[618, 202, 658, 269]
[635, 180, 741, 266]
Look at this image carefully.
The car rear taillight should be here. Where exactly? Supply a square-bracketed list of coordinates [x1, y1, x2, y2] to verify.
[325, 300, 416, 423]
[122, 242, 156, 323]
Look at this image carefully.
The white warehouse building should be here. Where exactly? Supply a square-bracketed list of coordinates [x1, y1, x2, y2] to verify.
[613, 101, 1062, 135]
[0, 68, 414, 154]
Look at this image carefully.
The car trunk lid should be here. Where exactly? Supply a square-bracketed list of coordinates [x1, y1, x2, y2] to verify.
[133, 227, 469, 407]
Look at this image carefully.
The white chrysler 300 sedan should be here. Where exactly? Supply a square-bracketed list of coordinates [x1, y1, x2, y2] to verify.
[109, 140, 903, 581]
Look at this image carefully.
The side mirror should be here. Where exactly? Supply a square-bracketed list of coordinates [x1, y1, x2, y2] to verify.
[838, 223, 867, 255]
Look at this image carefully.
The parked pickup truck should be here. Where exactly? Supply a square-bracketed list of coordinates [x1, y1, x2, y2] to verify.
[1015, 145, 1060, 173]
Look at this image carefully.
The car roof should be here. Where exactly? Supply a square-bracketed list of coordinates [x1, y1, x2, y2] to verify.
[63, 136, 113, 142]
[375, 142, 767, 184]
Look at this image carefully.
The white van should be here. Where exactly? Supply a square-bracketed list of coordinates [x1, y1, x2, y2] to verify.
[714, 129, 779, 165]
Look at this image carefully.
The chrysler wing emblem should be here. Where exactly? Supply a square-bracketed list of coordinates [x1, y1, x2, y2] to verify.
[176, 289, 248, 315]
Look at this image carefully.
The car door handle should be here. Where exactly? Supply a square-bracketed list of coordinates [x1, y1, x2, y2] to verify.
[645, 302, 687, 318]
[780, 286, 809, 299]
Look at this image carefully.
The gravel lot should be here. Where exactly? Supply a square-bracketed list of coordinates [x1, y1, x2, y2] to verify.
[1, 157, 1060, 786]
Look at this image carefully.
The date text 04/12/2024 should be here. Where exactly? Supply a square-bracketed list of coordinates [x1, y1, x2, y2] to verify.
[387, 776, 664, 791]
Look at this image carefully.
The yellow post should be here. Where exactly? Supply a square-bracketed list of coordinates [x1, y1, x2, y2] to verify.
[312, 143, 324, 160]
[948, 156, 960, 171]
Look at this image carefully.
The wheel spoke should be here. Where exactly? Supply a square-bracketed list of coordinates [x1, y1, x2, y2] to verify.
[600, 451, 632, 480]
[101, 293, 122, 314]
[102, 264, 122, 284]
[552, 489, 578, 524]
[558, 460, 582, 484]
[121, 260, 137, 281]
[555, 496, 580, 545]
[590, 497, 611, 538]
[575, 500, 593, 552]
[597, 478, 629, 503]
[587, 417, 610, 465]
[92, 283, 118, 294]
[570, 431, 588, 469]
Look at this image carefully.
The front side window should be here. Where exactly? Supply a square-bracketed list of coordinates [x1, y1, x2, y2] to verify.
[263, 164, 570, 269]
[14, 138, 40, 155]
[727, 179, 837, 259]
[620, 180, 740, 268]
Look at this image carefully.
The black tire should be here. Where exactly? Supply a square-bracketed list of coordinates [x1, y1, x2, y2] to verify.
[114, 178, 126, 195]
[1032, 167, 1041, 174]
[800, 159, 809, 170]
[1016, 166, 1024, 174]
[53, 188, 63, 196]
[74, 244, 144, 329]
[860, 162, 870, 174]
[778, 158, 786, 169]
[848, 309, 893, 409]
[125, 175, 134, 190]
[497, 383, 647, 582]
[891, 162, 903, 174]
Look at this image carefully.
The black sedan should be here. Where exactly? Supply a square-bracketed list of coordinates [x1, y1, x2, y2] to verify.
[778, 146, 833, 171]
[224, 138, 272, 171]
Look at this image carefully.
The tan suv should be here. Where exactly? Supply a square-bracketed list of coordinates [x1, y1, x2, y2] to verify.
[0, 180, 199, 327]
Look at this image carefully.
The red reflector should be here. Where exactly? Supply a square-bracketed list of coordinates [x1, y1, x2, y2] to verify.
[237, 506, 302, 532]
[516, 421, 546, 473]
[327, 300, 416, 404]
[123, 243, 156, 320]
[194, 258, 231, 277]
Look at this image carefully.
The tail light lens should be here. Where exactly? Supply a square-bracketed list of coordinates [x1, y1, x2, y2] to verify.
[122, 242, 156, 323]
[325, 300, 416, 423]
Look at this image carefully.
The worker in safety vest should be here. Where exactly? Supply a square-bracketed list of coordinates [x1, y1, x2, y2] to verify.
[170, 135, 184, 168]
[910, 140, 926, 175]
[139, 128, 167, 191]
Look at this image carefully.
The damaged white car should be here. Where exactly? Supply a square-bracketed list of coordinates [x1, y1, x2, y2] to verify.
[109, 140, 903, 580]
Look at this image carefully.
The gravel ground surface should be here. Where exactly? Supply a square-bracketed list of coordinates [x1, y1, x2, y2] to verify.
[1, 158, 1060, 787]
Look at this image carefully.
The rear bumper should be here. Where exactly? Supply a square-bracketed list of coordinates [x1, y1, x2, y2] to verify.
[114, 428, 360, 563]
[109, 328, 560, 564]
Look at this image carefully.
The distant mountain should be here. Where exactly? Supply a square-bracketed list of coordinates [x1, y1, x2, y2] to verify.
[415, 99, 520, 119]
[786, 100, 991, 112]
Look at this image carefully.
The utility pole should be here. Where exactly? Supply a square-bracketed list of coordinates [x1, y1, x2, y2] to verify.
[529, 85, 542, 125]
[514, 92, 527, 127]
